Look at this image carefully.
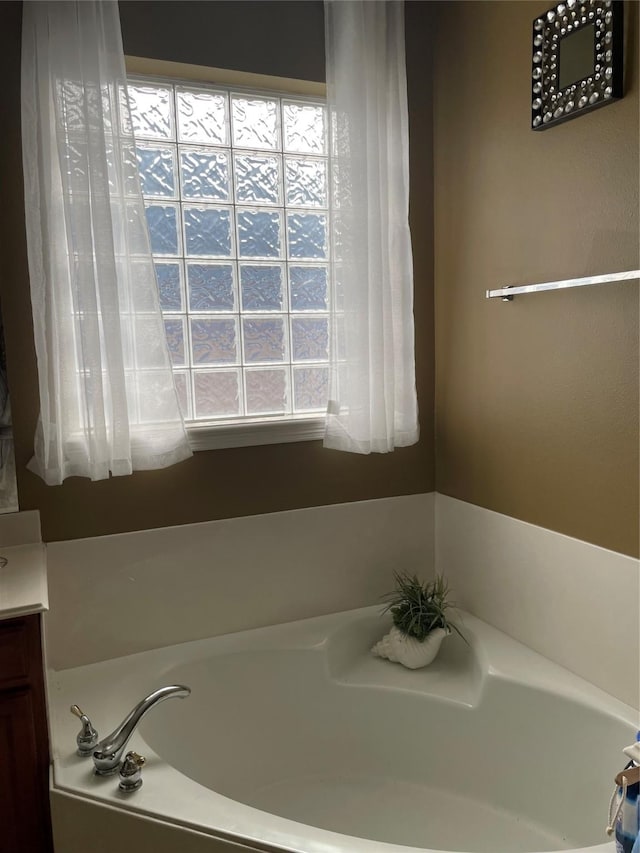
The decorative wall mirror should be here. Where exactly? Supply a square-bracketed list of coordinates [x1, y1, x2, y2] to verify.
[531, 0, 623, 130]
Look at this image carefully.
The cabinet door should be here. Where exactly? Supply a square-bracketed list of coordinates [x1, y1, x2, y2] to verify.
[0, 688, 50, 852]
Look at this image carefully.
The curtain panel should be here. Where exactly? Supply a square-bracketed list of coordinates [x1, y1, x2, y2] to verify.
[323, 0, 419, 454]
[21, 0, 192, 484]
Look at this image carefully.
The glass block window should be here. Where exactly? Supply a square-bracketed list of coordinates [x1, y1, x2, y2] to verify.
[127, 78, 330, 422]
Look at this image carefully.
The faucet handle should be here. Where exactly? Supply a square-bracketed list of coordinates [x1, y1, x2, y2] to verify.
[70, 704, 99, 756]
[118, 751, 145, 792]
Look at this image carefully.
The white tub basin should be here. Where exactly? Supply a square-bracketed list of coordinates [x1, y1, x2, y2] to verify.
[48, 607, 637, 853]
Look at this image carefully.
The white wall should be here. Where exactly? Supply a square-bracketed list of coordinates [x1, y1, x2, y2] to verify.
[436, 494, 639, 709]
[45, 490, 639, 709]
[45, 494, 434, 669]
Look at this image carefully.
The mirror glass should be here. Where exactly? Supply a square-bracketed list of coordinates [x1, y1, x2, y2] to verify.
[559, 23, 595, 90]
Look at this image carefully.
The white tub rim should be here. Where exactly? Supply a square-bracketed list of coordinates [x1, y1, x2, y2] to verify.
[47, 605, 636, 853]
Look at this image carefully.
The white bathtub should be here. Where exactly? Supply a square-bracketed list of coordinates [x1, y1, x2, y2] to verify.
[48, 606, 637, 853]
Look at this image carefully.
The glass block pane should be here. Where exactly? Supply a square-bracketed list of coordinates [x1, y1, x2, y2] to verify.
[180, 149, 230, 201]
[60, 79, 94, 134]
[176, 87, 228, 145]
[291, 317, 329, 362]
[190, 317, 238, 365]
[187, 263, 235, 311]
[283, 102, 326, 154]
[118, 315, 134, 367]
[137, 370, 184, 422]
[164, 318, 186, 366]
[287, 212, 327, 259]
[136, 145, 175, 197]
[289, 266, 328, 311]
[240, 265, 283, 312]
[242, 318, 286, 364]
[333, 262, 345, 311]
[231, 96, 278, 150]
[285, 157, 327, 208]
[67, 195, 91, 254]
[293, 366, 329, 412]
[145, 204, 179, 255]
[74, 136, 121, 196]
[194, 371, 240, 418]
[331, 160, 351, 210]
[134, 317, 171, 369]
[101, 85, 116, 134]
[234, 154, 280, 205]
[331, 211, 349, 263]
[155, 262, 182, 311]
[120, 143, 136, 193]
[99, 365, 138, 416]
[126, 83, 173, 140]
[125, 201, 151, 255]
[62, 137, 89, 190]
[173, 371, 191, 419]
[119, 83, 133, 136]
[184, 206, 232, 257]
[237, 209, 281, 258]
[245, 368, 288, 415]
[129, 259, 160, 312]
[333, 312, 346, 361]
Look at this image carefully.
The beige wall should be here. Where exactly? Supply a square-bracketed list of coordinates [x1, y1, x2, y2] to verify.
[6, 0, 631, 556]
[433, 1, 639, 557]
[0, 1, 435, 543]
[118, 1, 326, 82]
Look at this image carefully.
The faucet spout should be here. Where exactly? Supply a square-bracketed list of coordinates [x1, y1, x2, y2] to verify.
[92, 685, 190, 775]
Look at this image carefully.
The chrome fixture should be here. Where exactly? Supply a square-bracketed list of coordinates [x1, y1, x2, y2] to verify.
[92, 685, 191, 775]
[486, 269, 639, 301]
[70, 704, 99, 756]
[118, 751, 146, 792]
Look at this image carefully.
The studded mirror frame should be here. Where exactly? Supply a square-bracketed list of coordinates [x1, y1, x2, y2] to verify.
[531, 0, 623, 130]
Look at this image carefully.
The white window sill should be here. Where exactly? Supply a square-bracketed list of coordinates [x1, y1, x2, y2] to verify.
[186, 415, 326, 451]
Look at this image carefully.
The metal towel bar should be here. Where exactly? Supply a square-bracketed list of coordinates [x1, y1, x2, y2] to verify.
[486, 270, 640, 301]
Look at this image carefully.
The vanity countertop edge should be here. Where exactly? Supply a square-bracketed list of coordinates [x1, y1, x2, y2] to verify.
[0, 543, 49, 620]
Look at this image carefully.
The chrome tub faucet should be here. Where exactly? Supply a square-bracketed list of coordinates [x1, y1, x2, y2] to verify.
[90, 685, 191, 775]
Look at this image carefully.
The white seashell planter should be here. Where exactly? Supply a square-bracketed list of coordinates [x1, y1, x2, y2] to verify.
[371, 626, 448, 670]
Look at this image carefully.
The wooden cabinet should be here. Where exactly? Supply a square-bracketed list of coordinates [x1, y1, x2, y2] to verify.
[0, 615, 53, 853]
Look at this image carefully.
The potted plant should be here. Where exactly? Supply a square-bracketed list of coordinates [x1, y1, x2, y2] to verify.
[372, 573, 465, 670]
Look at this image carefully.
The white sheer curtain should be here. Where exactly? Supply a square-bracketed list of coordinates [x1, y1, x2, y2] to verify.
[323, 0, 419, 454]
[21, 1, 192, 485]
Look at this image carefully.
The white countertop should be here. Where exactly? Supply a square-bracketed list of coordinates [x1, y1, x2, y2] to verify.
[0, 543, 48, 620]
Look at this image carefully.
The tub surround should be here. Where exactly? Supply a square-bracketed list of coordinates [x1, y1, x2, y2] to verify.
[42, 494, 638, 853]
[45, 492, 638, 710]
[48, 606, 637, 853]
[435, 494, 640, 710]
[45, 494, 435, 670]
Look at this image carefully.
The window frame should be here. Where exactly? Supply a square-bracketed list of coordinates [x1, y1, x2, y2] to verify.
[125, 56, 329, 452]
